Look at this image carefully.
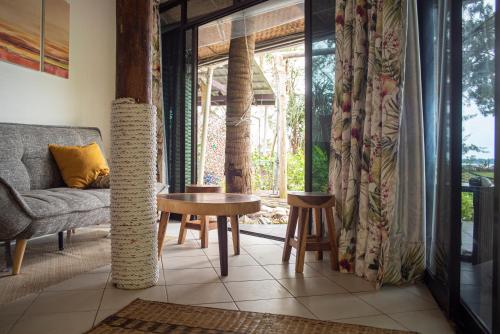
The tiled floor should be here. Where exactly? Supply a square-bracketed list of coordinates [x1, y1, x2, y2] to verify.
[0, 223, 455, 334]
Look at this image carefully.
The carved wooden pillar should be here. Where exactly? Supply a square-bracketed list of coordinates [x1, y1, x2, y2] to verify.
[116, 0, 152, 103]
[112, 0, 158, 290]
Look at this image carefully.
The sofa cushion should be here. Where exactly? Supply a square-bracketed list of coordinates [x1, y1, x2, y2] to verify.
[0, 123, 105, 192]
[19, 188, 110, 219]
[49, 142, 109, 188]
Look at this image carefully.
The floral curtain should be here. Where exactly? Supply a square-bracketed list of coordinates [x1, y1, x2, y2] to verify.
[152, 0, 165, 183]
[329, 0, 424, 287]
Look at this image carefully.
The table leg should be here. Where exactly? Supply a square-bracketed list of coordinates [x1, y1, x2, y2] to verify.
[158, 212, 170, 259]
[230, 215, 240, 255]
[217, 216, 228, 276]
[178, 214, 190, 244]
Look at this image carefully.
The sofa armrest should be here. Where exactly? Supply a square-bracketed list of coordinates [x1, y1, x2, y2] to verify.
[0, 177, 33, 240]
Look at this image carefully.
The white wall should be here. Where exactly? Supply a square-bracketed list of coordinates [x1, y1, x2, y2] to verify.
[0, 0, 116, 153]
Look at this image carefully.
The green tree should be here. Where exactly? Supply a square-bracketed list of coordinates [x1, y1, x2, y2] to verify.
[286, 66, 305, 154]
[462, 0, 495, 117]
[462, 1, 494, 165]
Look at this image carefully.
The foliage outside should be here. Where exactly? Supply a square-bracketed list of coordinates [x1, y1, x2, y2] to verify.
[462, 192, 474, 221]
[252, 150, 304, 192]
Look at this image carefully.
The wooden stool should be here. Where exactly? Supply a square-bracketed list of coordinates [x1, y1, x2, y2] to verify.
[178, 184, 221, 248]
[282, 192, 339, 273]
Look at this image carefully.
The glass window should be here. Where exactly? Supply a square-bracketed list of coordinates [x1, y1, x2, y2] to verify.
[311, 0, 335, 192]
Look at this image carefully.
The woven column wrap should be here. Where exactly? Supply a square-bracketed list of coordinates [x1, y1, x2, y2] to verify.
[111, 98, 159, 289]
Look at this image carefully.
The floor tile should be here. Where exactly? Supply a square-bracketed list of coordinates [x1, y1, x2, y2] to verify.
[264, 263, 322, 279]
[25, 290, 103, 315]
[163, 255, 212, 269]
[218, 265, 272, 282]
[88, 264, 111, 274]
[355, 286, 437, 314]
[399, 283, 436, 303]
[162, 242, 207, 258]
[236, 298, 315, 318]
[389, 309, 455, 334]
[297, 294, 381, 320]
[0, 314, 18, 334]
[94, 308, 116, 325]
[224, 280, 293, 301]
[203, 244, 247, 256]
[209, 254, 259, 267]
[45, 272, 109, 291]
[338, 314, 408, 331]
[164, 268, 220, 285]
[10, 311, 96, 334]
[240, 237, 280, 246]
[278, 277, 346, 297]
[196, 302, 239, 310]
[100, 286, 167, 311]
[156, 268, 167, 285]
[304, 251, 333, 263]
[1, 228, 453, 334]
[306, 261, 342, 276]
[327, 272, 376, 293]
[167, 283, 232, 305]
[244, 245, 295, 265]
[0, 293, 38, 315]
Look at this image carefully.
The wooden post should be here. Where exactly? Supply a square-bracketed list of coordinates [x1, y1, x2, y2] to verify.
[198, 66, 214, 185]
[116, 0, 152, 104]
[113, 0, 157, 290]
[263, 105, 268, 154]
[274, 55, 288, 199]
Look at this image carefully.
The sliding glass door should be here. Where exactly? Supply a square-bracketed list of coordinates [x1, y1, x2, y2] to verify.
[306, 0, 335, 192]
[460, 1, 496, 331]
[422, 0, 499, 332]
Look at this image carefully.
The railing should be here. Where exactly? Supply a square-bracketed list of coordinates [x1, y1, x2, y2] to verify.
[461, 183, 495, 264]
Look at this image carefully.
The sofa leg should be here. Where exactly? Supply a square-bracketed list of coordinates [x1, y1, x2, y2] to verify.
[58, 232, 64, 251]
[12, 239, 27, 275]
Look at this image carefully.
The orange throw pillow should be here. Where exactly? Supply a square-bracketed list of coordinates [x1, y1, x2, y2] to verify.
[49, 142, 109, 189]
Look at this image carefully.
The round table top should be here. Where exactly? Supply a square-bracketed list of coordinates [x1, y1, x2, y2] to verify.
[157, 193, 261, 216]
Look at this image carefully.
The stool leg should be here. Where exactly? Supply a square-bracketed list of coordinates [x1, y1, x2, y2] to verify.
[178, 214, 190, 244]
[325, 207, 339, 270]
[295, 208, 309, 273]
[313, 208, 323, 260]
[200, 216, 209, 248]
[230, 215, 240, 255]
[282, 206, 299, 262]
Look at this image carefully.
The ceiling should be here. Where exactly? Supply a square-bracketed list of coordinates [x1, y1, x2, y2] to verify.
[198, 59, 275, 106]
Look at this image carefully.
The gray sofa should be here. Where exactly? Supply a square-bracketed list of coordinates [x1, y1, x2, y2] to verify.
[0, 123, 111, 274]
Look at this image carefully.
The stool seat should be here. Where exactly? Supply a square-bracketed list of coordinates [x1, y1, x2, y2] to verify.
[283, 192, 338, 273]
[287, 191, 335, 208]
[178, 184, 222, 248]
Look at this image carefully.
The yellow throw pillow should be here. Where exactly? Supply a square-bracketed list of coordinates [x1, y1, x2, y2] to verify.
[49, 142, 109, 189]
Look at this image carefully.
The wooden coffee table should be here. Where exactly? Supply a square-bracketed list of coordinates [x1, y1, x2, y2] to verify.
[157, 193, 261, 276]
